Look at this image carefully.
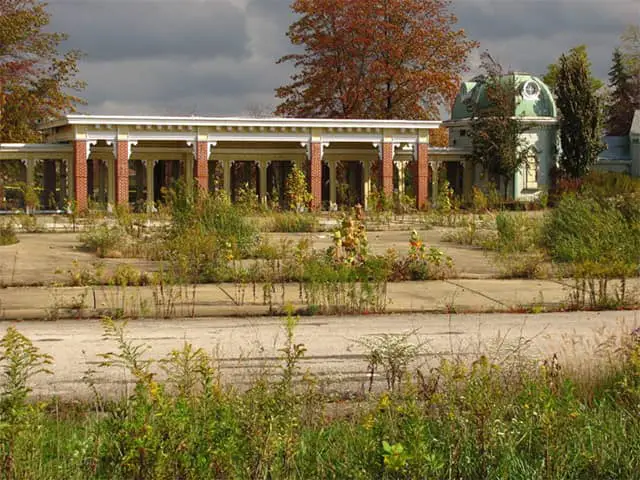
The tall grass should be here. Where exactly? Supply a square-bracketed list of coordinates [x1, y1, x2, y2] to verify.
[0, 221, 18, 246]
[2, 320, 640, 479]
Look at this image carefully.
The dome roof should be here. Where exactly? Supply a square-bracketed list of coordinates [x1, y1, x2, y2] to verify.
[450, 73, 556, 121]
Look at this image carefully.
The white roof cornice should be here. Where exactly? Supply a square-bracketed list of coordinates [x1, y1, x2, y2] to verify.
[40, 114, 441, 130]
[0, 143, 72, 151]
[443, 117, 558, 128]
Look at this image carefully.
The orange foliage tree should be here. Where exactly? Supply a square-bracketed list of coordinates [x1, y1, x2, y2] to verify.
[429, 126, 449, 147]
[0, 0, 84, 142]
[275, 0, 476, 119]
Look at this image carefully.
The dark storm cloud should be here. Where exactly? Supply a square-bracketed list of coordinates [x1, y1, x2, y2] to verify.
[43, 0, 639, 116]
[47, 0, 250, 61]
[83, 59, 272, 104]
[453, 0, 630, 41]
[453, 0, 637, 80]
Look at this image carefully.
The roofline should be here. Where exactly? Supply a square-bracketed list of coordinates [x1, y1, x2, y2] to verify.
[40, 115, 442, 130]
[443, 117, 558, 127]
[0, 143, 72, 151]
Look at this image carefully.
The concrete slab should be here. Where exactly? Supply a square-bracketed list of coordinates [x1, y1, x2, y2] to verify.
[3, 310, 639, 400]
[0, 278, 592, 321]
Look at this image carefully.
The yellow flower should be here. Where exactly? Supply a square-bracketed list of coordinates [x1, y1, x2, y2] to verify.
[148, 380, 159, 400]
[363, 414, 375, 431]
[378, 393, 391, 411]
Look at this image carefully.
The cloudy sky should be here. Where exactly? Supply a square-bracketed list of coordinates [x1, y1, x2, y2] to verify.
[47, 0, 638, 118]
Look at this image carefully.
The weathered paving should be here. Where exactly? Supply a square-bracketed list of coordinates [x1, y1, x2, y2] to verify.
[3, 310, 638, 400]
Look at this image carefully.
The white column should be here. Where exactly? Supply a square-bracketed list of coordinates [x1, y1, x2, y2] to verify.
[513, 163, 523, 200]
[395, 160, 407, 196]
[107, 157, 115, 209]
[362, 159, 371, 210]
[60, 159, 69, 206]
[24, 158, 37, 214]
[258, 159, 269, 205]
[223, 159, 232, 198]
[463, 160, 473, 202]
[145, 160, 155, 210]
[328, 159, 338, 208]
[430, 160, 440, 207]
[184, 153, 193, 192]
[25, 159, 36, 186]
[97, 159, 107, 203]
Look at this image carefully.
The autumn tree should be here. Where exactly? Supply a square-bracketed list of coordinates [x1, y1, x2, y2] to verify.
[0, 0, 84, 143]
[275, 0, 476, 119]
[429, 126, 449, 148]
[554, 48, 605, 179]
[469, 52, 529, 197]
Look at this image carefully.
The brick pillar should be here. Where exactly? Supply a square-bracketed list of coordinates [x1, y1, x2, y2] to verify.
[42, 160, 57, 209]
[309, 142, 322, 210]
[73, 141, 88, 211]
[382, 143, 394, 197]
[194, 141, 209, 192]
[415, 143, 429, 210]
[115, 141, 130, 205]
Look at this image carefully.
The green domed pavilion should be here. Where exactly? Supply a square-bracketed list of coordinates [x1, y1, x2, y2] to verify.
[444, 73, 559, 200]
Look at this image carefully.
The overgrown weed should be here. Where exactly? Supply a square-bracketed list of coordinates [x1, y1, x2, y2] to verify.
[2, 320, 640, 477]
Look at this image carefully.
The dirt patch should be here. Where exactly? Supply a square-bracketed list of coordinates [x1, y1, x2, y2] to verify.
[0, 228, 498, 287]
[0, 233, 158, 286]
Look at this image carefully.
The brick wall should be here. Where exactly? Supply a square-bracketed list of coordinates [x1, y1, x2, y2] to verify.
[194, 141, 209, 192]
[115, 141, 129, 204]
[310, 142, 322, 210]
[72, 141, 88, 211]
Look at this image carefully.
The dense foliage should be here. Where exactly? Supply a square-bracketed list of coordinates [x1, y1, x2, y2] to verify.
[606, 48, 637, 135]
[276, 0, 476, 119]
[2, 319, 640, 479]
[554, 47, 605, 179]
[469, 53, 529, 196]
[0, 0, 84, 142]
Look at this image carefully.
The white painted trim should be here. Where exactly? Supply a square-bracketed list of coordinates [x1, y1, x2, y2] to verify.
[0, 143, 72, 152]
[444, 117, 558, 128]
[41, 114, 442, 131]
[212, 148, 306, 156]
[211, 133, 310, 143]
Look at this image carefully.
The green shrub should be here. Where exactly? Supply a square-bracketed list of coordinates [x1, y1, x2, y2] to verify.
[544, 195, 640, 271]
[471, 186, 489, 212]
[5, 324, 640, 478]
[581, 170, 640, 199]
[79, 224, 125, 257]
[166, 182, 259, 258]
[494, 251, 548, 279]
[485, 212, 543, 254]
[266, 212, 319, 233]
[0, 221, 18, 246]
[285, 165, 312, 212]
[544, 194, 640, 306]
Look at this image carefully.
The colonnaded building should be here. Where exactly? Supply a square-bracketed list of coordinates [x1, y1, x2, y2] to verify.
[1, 73, 639, 212]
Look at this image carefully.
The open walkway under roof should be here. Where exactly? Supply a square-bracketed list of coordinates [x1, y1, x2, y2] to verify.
[1, 115, 472, 212]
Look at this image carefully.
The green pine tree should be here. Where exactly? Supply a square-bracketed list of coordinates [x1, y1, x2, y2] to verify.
[606, 48, 635, 136]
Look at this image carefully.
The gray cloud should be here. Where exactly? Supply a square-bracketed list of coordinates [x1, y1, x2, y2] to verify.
[454, 0, 637, 79]
[48, 0, 250, 61]
[454, 0, 634, 41]
[45, 0, 638, 116]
